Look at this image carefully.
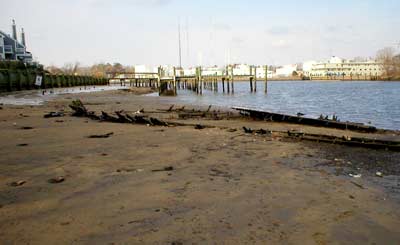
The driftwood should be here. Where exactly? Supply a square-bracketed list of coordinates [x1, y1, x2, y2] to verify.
[44, 112, 64, 118]
[195, 124, 206, 130]
[243, 127, 271, 135]
[88, 132, 114, 138]
[151, 166, 174, 172]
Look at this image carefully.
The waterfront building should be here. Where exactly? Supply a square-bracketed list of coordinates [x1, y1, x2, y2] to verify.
[302, 61, 317, 77]
[0, 20, 33, 63]
[255, 66, 273, 79]
[202, 66, 224, 76]
[183, 67, 196, 76]
[307, 56, 384, 79]
[232, 64, 251, 76]
[275, 64, 298, 77]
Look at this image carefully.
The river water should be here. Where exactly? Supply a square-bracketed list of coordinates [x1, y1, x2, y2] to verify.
[0, 81, 399, 130]
[172, 81, 400, 130]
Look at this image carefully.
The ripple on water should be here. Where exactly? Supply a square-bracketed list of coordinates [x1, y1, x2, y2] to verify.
[172, 81, 400, 130]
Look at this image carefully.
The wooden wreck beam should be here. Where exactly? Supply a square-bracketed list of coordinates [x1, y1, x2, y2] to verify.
[233, 107, 377, 133]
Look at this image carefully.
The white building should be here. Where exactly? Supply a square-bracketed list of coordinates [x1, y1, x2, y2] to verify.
[302, 61, 317, 76]
[202, 66, 224, 76]
[183, 67, 196, 76]
[308, 56, 384, 78]
[134, 65, 156, 73]
[255, 66, 273, 79]
[275, 64, 298, 77]
[232, 64, 251, 76]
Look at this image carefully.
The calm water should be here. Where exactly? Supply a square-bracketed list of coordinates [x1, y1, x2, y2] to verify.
[173, 81, 400, 130]
[0, 81, 399, 130]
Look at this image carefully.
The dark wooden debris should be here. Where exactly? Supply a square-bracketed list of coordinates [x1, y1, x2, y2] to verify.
[167, 105, 174, 112]
[350, 181, 365, 189]
[88, 132, 114, 138]
[152, 166, 174, 172]
[233, 107, 377, 133]
[9, 180, 26, 187]
[195, 124, 206, 130]
[69, 100, 170, 126]
[286, 130, 400, 151]
[48, 176, 65, 184]
[44, 112, 64, 118]
[69, 100, 100, 120]
[243, 127, 271, 135]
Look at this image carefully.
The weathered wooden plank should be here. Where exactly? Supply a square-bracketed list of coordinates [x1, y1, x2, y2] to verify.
[233, 107, 377, 133]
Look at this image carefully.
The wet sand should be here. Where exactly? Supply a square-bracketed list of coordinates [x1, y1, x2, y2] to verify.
[0, 88, 400, 244]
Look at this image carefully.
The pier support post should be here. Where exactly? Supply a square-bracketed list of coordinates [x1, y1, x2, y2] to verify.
[250, 77, 253, 92]
[157, 66, 162, 94]
[199, 66, 203, 95]
[254, 66, 257, 92]
[249, 66, 253, 92]
[264, 65, 268, 94]
[222, 77, 225, 93]
[227, 77, 230, 94]
[230, 66, 234, 94]
[173, 66, 177, 95]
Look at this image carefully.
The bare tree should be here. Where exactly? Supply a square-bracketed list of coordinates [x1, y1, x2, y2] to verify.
[61, 62, 80, 75]
[376, 47, 397, 78]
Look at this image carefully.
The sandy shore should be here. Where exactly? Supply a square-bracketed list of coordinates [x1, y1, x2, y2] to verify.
[1, 88, 400, 244]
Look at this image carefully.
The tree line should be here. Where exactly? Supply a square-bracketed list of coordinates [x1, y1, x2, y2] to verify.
[45, 62, 134, 78]
[376, 47, 400, 80]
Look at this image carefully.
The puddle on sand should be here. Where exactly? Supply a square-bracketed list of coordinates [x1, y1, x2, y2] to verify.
[0, 85, 126, 106]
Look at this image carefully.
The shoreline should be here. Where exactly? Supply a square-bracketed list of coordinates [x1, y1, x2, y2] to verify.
[1, 86, 399, 132]
[1, 88, 400, 243]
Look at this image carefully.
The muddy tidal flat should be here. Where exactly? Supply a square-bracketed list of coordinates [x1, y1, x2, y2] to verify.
[0, 88, 400, 244]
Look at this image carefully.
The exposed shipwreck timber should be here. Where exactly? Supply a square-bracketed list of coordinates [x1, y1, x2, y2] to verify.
[233, 107, 378, 133]
[67, 101, 399, 151]
[286, 130, 400, 151]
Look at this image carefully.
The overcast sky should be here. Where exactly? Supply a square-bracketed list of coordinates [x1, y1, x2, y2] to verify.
[1, 0, 400, 67]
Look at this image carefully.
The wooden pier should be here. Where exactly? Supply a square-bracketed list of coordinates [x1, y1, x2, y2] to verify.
[107, 65, 269, 96]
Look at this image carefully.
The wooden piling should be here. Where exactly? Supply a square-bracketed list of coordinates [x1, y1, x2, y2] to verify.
[264, 65, 268, 94]
[230, 66, 234, 94]
[227, 77, 230, 94]
[254, 66, 257, 92]
[157, 66, 161, 92]
[199, 67, 203, 95]
[173, 67, 177, 95]
[249, 66, 253, 92]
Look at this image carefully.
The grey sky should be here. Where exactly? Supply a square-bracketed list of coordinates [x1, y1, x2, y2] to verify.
[1, 0, 399, 67]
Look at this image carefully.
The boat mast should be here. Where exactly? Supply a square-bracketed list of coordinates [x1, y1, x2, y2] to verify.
[178, 19, 182, 68]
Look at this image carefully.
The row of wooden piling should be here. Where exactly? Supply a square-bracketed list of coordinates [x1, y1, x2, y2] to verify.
[0, 70, 108, 92]
[110, 65, 270, 96]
